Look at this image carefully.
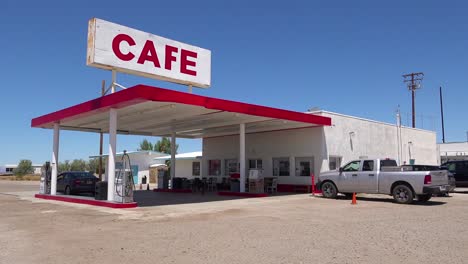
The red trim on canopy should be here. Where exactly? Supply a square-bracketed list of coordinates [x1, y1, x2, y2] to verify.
[31, 84, 331, 128]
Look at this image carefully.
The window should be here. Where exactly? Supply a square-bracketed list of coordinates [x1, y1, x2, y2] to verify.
[249, 159, 263, 169]
[224, 159, 238, 175]
[6, 168, 14, 172]
[380, 159, 397, 168]
[362, 160, 374, 171]
[329, 156, 342, 170]
[273, 157, 290, 176]
[192, 162, 200, 176]
[457, 161, 468, 172]
[208, 160, 221, 176]
[295, 157, 314, 176]
[342, 161, 361, 172]
[57, 174, 64, 182]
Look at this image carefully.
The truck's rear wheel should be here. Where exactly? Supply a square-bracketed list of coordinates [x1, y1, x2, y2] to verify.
[321, 182, 338, 199]
[392, 184, 414, 204]
[417, 194, 432, 202]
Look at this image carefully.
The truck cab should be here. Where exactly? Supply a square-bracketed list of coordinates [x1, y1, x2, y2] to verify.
[326, 159, 397, 194]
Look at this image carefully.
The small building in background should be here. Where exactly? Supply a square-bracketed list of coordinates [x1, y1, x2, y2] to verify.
[151, 151, 203, 180]
[1, 164, 42, 175]
[438, 142, 468, 164]
[90, 151, 167, 184]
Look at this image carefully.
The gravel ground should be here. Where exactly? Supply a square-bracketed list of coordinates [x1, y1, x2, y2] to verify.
[1, 181, 468, 264]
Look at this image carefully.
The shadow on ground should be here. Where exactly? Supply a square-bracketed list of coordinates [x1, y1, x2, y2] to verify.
[133, 191, 302, 207]
[320, 194, 448, 206]
[133, 191, 246, 207]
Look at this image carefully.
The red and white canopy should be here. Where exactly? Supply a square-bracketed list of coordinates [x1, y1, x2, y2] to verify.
[31, 84, 331, 138]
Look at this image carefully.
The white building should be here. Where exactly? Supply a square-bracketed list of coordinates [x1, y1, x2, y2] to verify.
[151, 151, 202, 179]
[90, 151, 167, 184]
[1, 164, 42, 175]
[202, 111, 438, 189]
[438, 142, 468, 164]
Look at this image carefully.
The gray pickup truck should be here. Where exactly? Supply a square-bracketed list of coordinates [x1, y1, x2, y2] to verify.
[318, 158, 450, 204]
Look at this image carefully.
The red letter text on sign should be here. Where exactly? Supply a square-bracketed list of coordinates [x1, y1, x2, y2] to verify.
[180, 49, 197, 76]
[112, 34, 136, 61]
[137, 40, 161, 68]
[165, 45, 178, 70]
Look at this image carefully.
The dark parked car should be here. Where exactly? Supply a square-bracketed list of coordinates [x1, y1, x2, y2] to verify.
[441, 160, 468, 187]
[57, 171, 99, 195]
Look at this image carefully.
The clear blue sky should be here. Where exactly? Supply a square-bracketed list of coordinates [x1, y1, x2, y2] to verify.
[1, 0, 467, 164]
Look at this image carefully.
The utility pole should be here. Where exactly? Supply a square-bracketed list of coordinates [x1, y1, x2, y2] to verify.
[403, 72, 424, 128]
[439, 86, 446, 143]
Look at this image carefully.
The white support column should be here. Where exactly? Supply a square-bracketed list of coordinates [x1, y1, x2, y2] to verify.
[170, 132, 176, 188]
[107, 108, 117, 201]
[51, 123, 60, 195]
[239, 123, 246, 193]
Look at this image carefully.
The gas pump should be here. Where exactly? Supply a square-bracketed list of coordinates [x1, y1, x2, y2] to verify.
[114, 150, 134, 203]
[39, 162, 51, 194]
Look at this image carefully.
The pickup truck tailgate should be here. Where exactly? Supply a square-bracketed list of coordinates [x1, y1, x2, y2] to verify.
[429, 170, 448, 185]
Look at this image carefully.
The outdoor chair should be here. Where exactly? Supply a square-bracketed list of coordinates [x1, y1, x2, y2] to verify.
[266, 178, 278, 194]
[208, 177, 217, 191]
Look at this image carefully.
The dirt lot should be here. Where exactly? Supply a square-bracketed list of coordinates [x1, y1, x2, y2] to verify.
[1, 181, 468, 264]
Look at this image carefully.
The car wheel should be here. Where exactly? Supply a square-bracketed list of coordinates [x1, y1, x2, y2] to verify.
[322, 182, 338, 199]
[64, 186, 71, 195]
[417, 194, 432, 202]
[392, 184, 414, 204]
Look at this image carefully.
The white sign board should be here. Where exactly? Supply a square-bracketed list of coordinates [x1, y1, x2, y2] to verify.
[87, 18, 211, 88]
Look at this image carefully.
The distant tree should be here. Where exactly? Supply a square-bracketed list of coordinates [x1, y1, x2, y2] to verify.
[154, 137, 178, 154]
[70, 159, 87, 171]
[87, 158, 99, 174]
[58, 160, 71, 173]
[13, 160, 34, 176]
[155, 137, 179, 174]
[138, 139, 154, 151]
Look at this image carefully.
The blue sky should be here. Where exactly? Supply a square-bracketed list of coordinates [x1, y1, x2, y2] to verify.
[1, 0, 467, 164]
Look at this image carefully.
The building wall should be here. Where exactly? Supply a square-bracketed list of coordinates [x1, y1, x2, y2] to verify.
[203, 111, 438, 186]
[203, 127, 325, 186]
[33, 166, 42, 175]
[133, 154, 154, 184]
[173, 159, 201, 179]
[438, 142, 468, 163]
[322, 112, 438, 168]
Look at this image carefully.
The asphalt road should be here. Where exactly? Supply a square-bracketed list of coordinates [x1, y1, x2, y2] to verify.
[1, 181, 467, 264]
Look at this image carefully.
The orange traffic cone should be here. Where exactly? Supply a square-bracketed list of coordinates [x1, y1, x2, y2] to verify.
[351, 192, 357, 205]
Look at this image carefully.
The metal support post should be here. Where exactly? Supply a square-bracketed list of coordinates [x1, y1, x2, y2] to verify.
[170, 132, 176, 188]
[51, 123, 60, 195]
[239, 123, 246, 193]
[107, 108, 117, 201]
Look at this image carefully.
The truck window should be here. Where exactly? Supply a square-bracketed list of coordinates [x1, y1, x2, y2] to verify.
[362, 160, 374, 171]
[343, 161, 360, 172]
[380, 159, 397, 168]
